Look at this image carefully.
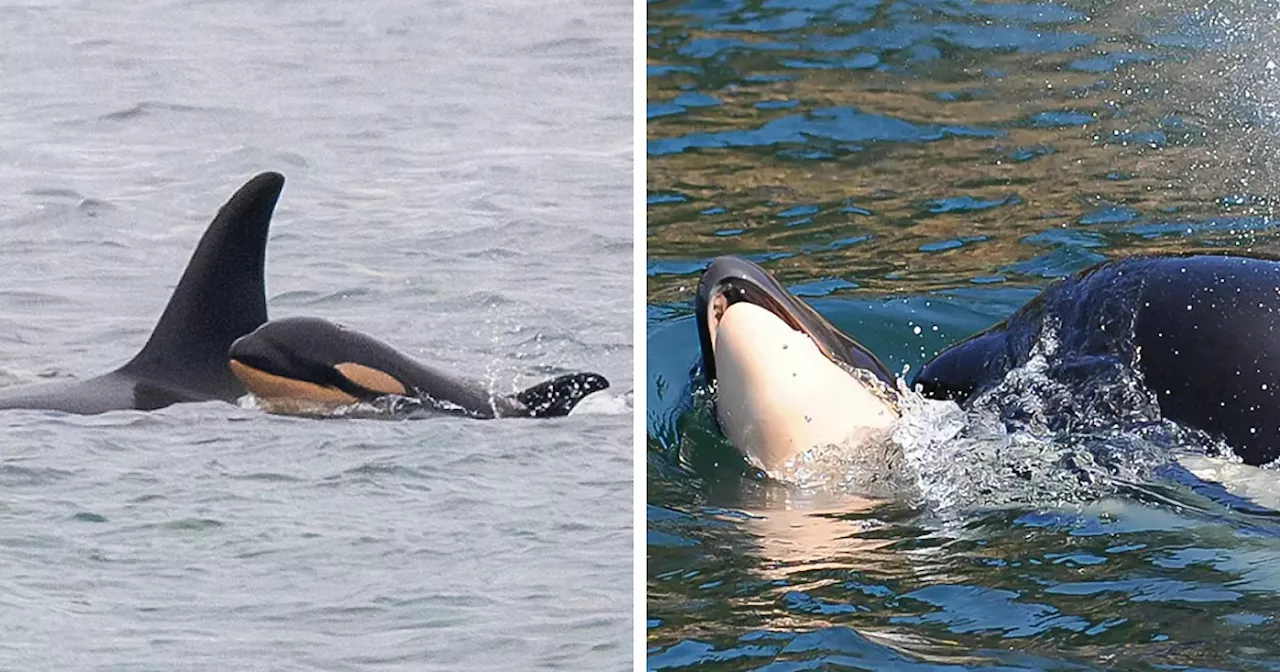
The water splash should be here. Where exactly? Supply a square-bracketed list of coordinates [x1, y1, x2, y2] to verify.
[750, 314, 1230, 514]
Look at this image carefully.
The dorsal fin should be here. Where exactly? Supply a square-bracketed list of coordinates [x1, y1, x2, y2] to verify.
[119, 172, 285, 400]
[515, 372, 610, 417]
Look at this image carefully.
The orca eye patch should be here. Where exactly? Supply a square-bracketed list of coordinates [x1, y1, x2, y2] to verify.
[333, 362, 407, 397]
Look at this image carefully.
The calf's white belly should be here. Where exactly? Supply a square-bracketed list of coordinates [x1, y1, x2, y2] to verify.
[713, 301, 898, 473]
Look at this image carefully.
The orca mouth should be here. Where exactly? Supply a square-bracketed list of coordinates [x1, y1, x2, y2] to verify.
[228, 353, 308, 385]
[227, 347, 280, 379]
[703, 278, 827, 380]
[710, 279, 808, 339]
[695, 256, 893, 388]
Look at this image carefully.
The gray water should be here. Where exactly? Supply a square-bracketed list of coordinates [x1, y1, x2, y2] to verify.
[0, 0, 633, 669]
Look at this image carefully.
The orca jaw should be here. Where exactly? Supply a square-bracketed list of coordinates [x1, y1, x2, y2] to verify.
[695, 256, 893, 389]
[694, 256, 900, 474]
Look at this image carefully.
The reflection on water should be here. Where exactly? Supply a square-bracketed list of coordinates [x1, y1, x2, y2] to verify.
[649, 0, 1280, 303]
[648, 0, 1280, 667]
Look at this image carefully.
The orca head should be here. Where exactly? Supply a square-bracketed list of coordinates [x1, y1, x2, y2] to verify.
[228, 317, 409, 410]
[694, 256, 900, 473]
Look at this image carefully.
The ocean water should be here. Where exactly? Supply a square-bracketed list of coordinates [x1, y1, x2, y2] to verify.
[648, 0, 1280, 668]
[0, 0, 633, 669]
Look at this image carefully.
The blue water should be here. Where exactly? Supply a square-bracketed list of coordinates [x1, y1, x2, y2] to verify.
[648, 0, 1280, 668]
[0, 0, 632, 669]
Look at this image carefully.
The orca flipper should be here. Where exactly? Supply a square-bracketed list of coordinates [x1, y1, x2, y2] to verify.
[115, 172, 284, 402]
[515, 372, 610, 418]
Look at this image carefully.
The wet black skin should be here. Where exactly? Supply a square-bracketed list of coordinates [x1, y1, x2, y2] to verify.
[229, 317, 609, 418]
[0, 172, 283, 413]
[917, 254, 1280, 466]
[694, 256, 894, 390]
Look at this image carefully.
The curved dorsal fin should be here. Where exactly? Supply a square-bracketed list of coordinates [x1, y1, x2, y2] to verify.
[119, 172, 285, 400]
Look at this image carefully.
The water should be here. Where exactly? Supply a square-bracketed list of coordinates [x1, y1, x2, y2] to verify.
[648, 0, 1280, 668]
[0, 0, 632, 669]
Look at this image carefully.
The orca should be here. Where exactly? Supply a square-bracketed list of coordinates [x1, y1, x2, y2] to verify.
[917, 253, 1280, 466]
[695, 253, 1280, 471]
[694, 256, 902, 473]
[0, 172, 284, 414]
[228, 316, 610, 418]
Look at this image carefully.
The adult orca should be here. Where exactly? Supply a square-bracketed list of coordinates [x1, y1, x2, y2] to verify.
[916, 253, 1280, 466]
[0, 172, 284, 414]
[694, 256, 901, 473]
[228, 316, 610, 418]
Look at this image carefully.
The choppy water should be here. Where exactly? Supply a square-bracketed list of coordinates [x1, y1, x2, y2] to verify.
[648, 0, 1280, 668]
[0, 0, 632, 669]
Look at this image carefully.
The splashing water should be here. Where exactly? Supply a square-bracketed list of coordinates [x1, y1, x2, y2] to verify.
[756, 315, 1236, 515]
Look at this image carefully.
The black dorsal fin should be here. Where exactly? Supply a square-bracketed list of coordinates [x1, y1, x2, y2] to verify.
[119, 172, 285, 400]
[515, 372, 610, 418]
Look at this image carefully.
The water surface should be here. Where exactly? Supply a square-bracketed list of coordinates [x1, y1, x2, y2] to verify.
[648, 0, 1280, 668]
[0, 0, 632, 668]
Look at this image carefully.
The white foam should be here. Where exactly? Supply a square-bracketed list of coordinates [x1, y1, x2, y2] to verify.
[1178, 454, 1280, 511]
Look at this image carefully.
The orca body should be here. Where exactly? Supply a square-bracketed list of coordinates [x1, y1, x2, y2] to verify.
[0, 172, 284, 414]
[228, 317, 609, 418]
[694, 256, 901, 472]
[917, 254, 1280, 465]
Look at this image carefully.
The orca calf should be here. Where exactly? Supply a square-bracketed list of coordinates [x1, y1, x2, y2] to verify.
[917, 253, 1280, 466]
[228, 317, 609, 418]
[0, 172, 284, 414]
[695, 256, 901, 472]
